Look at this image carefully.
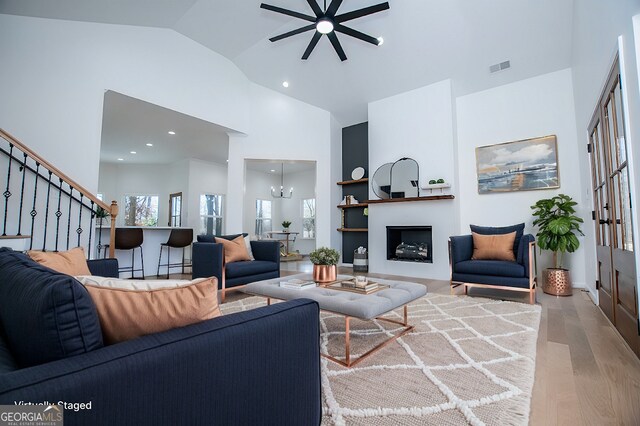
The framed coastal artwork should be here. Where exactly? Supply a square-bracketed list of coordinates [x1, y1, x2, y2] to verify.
[475, 135, 559, 194]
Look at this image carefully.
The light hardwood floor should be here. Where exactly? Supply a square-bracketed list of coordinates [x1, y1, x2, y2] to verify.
[174, 261, 640, 424]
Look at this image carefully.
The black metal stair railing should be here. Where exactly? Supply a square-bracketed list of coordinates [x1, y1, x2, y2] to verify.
[0, 128, 117, 258]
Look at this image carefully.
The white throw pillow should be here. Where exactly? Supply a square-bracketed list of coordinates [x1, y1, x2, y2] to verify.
[75, 276, 198, 291]
[245, 235, 255, 260]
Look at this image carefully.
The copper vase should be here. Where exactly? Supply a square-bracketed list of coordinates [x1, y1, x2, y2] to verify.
[313, 264, 337, 283]
[543, 268, 572, 296]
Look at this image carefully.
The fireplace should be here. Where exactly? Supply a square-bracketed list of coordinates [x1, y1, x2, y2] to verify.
[386, 226, 433, 263]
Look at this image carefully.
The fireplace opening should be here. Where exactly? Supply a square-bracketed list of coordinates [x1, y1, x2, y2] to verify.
[386, 226, 433, 263]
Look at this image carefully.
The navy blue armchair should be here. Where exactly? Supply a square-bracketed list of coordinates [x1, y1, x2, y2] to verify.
[192, 234, 280, 302]
[449, 232, 537, 304]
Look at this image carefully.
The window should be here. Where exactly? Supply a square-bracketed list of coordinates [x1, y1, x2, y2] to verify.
[169, 192, 182, 227]
[302, 198, 316, 239]
[200, 194, 223, 236]
[123, 195, 159, 226]
[255, 199, 272, 237]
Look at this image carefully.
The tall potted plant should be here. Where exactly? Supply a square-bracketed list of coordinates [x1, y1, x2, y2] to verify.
[531, 194, 584, 296]
[309, 247, 340, 283]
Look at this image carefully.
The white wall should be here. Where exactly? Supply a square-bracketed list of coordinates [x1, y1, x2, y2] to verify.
[186, 159, 228, 234]
[98, 162, 173, 226]
[243, 168, 282, 237]
[278, 168, 317, 255]
[226, 83, 333, 249]
[571, 1, 640, 299]
[0, 14, 337, 254]
[0, 14, 250, 192]
[368, 80, 457, 279]
[97, 158, 226, 231]
[330, 115, 343, 253]
[456, 69, 586, 287]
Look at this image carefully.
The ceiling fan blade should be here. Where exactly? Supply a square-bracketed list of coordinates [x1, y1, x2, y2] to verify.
[302, 31, 322, 60]
[325, 0, 343, 17]
[335, 2, 390, 23]
[327, 32, 347, 61]
[335, 24, 379, 45]
[306, 0, 323, 17]
[260, 3, 316, 22]
[270, 24, 316, 42]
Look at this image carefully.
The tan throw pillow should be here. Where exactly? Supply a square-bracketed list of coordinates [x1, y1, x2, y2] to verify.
[28, 247, 91, 276]
[471, 231, 517, 261]
[83, 277, 221, 344]
[215, 236, 251, 263]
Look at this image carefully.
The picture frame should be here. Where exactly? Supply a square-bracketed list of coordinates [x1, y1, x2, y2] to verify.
[475, 135, 559, 194]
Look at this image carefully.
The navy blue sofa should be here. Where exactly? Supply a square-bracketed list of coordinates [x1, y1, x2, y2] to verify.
[449, 224, 537, 304]
[192, 234, 280, 302]
[0, 248, 321, 425]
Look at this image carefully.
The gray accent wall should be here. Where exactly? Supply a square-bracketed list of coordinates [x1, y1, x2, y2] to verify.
[341, 122, 368, 264]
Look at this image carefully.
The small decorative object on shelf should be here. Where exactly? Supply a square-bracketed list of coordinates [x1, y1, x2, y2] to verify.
[281, 220, 292, 232]
[421, 178, 451, 195]
[351, 166, 365, 180]
[310, 247, 340, 283]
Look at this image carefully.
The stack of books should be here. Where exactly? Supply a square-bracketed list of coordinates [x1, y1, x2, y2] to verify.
[279, 279, 315, 290]
[330, 279, 382, 294]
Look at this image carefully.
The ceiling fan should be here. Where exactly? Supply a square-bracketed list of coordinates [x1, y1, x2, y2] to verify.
[260, 0, 390, 61]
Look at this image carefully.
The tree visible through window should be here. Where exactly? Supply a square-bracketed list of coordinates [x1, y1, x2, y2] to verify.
[200, 194, 223, 236]
[255, 199, 272, 237]
[302, 198, 315, 238]
[124, 195, 159, 226]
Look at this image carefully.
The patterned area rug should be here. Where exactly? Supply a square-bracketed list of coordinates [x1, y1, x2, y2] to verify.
[221, 293, 541, 426]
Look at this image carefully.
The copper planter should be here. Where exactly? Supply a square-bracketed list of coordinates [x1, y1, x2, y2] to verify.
[313, 264, 337, 283]
[543, 268, 572, 296]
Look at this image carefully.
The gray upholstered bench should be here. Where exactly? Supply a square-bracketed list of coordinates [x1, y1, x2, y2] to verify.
[244, 274, 427, 367]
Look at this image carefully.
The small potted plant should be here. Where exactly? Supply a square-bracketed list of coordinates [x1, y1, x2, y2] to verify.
[282, 220, 292, 232]
[309, 247, 340, 283]
[95, 206, 110, 228]
[531, 194, 584, 296]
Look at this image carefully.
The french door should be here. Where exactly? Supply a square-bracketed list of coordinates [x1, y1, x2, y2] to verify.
[588, 55, 639, 356]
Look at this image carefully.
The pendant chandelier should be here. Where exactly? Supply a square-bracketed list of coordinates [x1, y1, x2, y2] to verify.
[271, 163, 293, 199]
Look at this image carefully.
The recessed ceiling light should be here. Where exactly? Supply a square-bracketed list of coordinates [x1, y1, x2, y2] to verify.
[226, 159, 229, 162]
[282, 81, 289, 88]
[146, 143, 153, 147]
[117, 158, 124, 161]
[168, 131, 176, 135]
[270, 169, 276, 172]
[377, 37, 384, 45]
[130, 151, 137, 154]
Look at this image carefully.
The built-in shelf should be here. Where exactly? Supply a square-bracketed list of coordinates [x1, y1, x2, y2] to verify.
[337, 228, 368, 232]
[337, 203, 369, 209]
[367, 195, 455, 204]
[337, 178, 369, 186]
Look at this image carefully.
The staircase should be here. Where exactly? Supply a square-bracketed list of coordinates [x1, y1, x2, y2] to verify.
[0, 128, 118, 258]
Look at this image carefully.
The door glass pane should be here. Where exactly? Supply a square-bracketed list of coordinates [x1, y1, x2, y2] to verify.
[598, 188, 609, 246]
[590, 130, 600, 184]
[613, 81, 627, 163]
[596, 122, 607, 184]
[612, 173, 623, 248]
[605, 99, 619, 171]
[620, 168, 634, 251]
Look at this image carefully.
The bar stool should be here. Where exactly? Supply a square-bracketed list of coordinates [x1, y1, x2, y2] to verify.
[157, 228, 193, 278]
[103, 228, 145, 279]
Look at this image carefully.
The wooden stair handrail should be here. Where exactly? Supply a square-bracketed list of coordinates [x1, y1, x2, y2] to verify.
[0, 128, 118, 258]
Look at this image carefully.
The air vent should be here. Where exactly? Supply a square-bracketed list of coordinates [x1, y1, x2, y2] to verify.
[490, 60, 511, 73]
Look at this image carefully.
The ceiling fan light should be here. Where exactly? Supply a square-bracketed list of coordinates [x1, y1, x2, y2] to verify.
[316, 18, 334, 34]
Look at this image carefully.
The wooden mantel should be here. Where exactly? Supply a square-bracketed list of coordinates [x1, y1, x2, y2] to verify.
[367, 195, 455, 204]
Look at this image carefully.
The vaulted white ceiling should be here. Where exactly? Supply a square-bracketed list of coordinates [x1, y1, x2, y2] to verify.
[0, 0, 575, 125]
